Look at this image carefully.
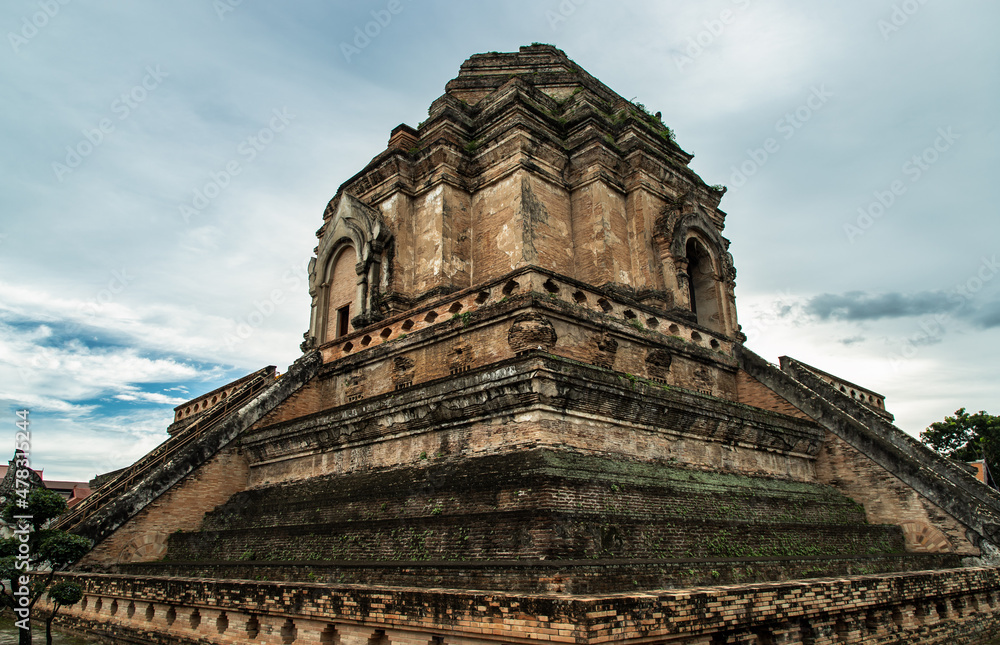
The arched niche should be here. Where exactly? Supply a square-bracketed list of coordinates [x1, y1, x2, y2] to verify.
[325, 244, 358, 341]
[685, 237, 724, 333]
[656, 205, 738, 338]
[306, 193, 392, 347]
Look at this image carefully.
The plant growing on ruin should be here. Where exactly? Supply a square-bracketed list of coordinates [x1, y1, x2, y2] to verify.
[451, 312, 472, 327]
[0, 487, 92, 645]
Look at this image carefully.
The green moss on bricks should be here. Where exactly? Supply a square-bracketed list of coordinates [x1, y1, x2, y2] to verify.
[161, 447, 888, 570]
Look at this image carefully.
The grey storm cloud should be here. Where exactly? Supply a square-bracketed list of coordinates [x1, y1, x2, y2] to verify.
[974, 300, 1000, 329]
[804, 291, 958, 321]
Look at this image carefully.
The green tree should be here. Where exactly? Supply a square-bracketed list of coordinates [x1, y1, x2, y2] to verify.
[0, 488, 91, 645]
[44, 582, 83, 645]
[921, 408, 1000, 487]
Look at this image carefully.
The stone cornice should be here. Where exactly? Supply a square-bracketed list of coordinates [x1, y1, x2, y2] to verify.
[55, 566, 1000, 644]
[239, 352, 823, 468]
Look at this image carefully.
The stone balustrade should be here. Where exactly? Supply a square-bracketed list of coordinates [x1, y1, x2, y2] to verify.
[50, 566, 1000, 645]
[320, 266, 734, 364]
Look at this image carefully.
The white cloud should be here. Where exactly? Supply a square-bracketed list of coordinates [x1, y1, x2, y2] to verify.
[0, 324, 199, 403]
[0, 279, 302, 370]
[741, 288, 1000, 437]
[113, 386, 188, 406]
[2, 0, 998, 479]
[29, 408, 174, 482]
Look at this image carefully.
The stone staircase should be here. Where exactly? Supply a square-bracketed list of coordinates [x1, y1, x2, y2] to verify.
[739, 347, 1000, 555]
[55, 352, 322, 545]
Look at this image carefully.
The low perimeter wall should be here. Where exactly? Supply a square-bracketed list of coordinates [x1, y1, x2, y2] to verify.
[50, 567, 1000, 644]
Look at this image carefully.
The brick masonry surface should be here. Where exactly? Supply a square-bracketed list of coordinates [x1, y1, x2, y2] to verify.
[79, 444, 250, 566]
[51, 567, 1000, 644]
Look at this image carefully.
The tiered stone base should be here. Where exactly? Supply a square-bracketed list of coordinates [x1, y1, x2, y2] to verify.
[118, 553, 960, 596]
[51, 568, 1000, 644]
[112, 449, 947, 592]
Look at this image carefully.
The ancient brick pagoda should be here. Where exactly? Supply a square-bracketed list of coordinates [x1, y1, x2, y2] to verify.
[53, 45, 1000, 644]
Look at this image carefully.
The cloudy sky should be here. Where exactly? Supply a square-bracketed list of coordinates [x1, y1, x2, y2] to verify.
[2, 1, 997, 481]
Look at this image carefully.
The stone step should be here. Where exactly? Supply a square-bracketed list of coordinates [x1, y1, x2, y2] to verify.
[114, 552, 962, 594]
[165, 512, 906, 563]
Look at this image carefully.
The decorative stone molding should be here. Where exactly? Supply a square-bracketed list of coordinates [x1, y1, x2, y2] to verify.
[654, 202, 738, 337]
[51, 567, 1000, 645]
[116, 531, 168, 564]
[900, 520, 954, 553]
[307, 192, 393, 346]
[506, 313, 557, 354]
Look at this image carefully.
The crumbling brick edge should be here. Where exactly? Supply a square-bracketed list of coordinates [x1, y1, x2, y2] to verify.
[47, 566, 1000, 644]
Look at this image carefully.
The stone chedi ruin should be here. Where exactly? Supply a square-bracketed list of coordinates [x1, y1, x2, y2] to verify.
[52, 45, 1000, 644]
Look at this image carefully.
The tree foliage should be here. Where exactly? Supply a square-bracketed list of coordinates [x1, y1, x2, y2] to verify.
[0, 487, 90, 644]
[46, 582, 82, 608]
[44, 582, 83, 645]
[921, 408, 1000, 485]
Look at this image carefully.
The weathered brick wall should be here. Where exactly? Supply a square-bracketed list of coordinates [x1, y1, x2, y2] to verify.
[440, 183, 472, 288]
[470, 172, 524, 281]
[408, 185, 458, 295]
[378, 191, 414, 296]
[323, 46, 733, 340]
[163, 513, 905, 565]
[624, 187, 668, 296]
[324, 244, 357, 338]
[520, 175, 575, 277]
[242, 408, 819, 491]
[50, 567, 1000, 644]
[815, 430, 978, 555]
[79, 444, 250, 566]
[199, 464, 866, 534]
[249, 374, 336, 428]
[131, 450, 925, 592]
[239, 353, 822, 488]
[571, 181, 631, 287]
[117, 553, 960, 596]
[737, 369, 810, 419]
